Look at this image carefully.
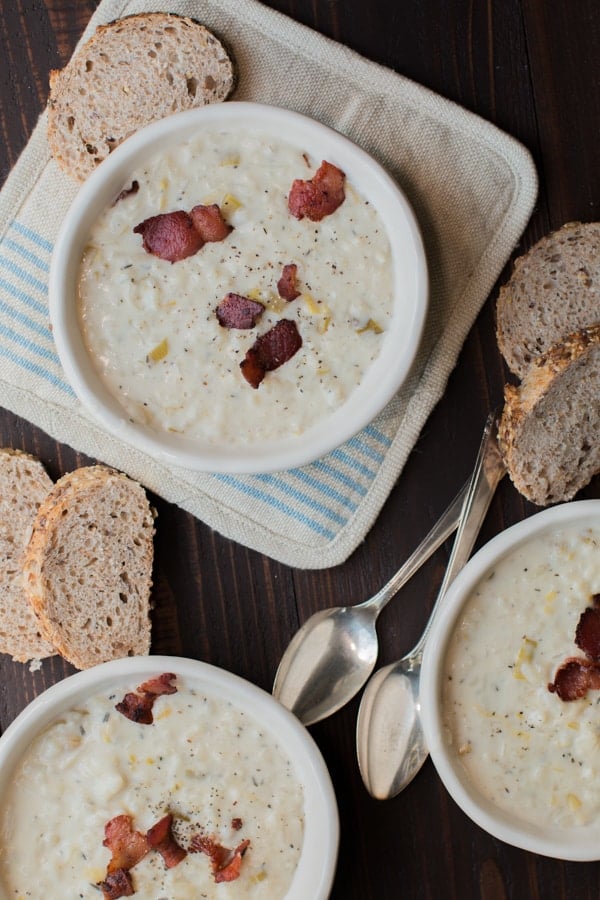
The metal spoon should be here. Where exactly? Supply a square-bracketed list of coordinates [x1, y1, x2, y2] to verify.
[273, 481, 470, 726]
[356, 408, 505, 800]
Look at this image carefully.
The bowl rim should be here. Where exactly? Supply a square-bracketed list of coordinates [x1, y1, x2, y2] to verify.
[0, 655, 339, 897]
[49, 100, 428, 474]
[421, 499, 600, 861]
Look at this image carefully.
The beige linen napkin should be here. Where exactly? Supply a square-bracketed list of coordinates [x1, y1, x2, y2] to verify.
[0, 0, 537, 568]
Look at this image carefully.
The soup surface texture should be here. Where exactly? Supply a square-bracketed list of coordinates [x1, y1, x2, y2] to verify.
[443, 519, 600, 830]
[0, 676, 304, 898]
[78, 130, 393, 445]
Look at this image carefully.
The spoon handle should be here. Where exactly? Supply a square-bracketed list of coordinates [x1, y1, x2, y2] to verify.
[365, 481, 468, 616]
[412, 407, 505, 658]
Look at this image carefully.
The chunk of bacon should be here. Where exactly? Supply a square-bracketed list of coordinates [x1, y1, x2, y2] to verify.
[103, 815, 150, 874]
[240, 319, 302, 388]
[575, 605, 600, 661]
[115, 673, 177, 724]
[146, 814, 187, 869]
[190, 204, 233, 242]
[133, 211, 203, 262]
[216, 293, 265, 329]
[114, 691, 155, 725]
[288, 160, 346, 221]
[548, 657, 600, 701]
[138, 672, 178, 697]
[97, 867, 135, 899]
[550, 597, 600, 702]
[277, 263, 300, 301]
[190, 835, 250, 883]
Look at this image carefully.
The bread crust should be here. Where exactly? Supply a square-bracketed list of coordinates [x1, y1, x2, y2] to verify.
[499, 324, 600, 505]
[496, 221, 600, 377]
[47, 12, 236, 182]
[23, 465, 155, 670]
[0, 449, 56, 663]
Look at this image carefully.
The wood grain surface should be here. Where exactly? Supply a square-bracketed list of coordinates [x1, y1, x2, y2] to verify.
[0, 1, 599, 897]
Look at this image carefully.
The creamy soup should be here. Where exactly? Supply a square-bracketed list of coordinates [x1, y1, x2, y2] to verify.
[78, 130, 393, 445]
[443, 520, 600, 829]
[0, 677, 304, 898]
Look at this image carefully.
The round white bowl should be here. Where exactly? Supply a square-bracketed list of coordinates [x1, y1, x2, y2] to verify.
[49, 101, 427, 473]
[421, 500, 600, 861]
[0, 655, 339, 897]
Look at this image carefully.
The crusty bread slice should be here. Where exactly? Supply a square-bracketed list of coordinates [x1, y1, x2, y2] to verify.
[499, 324, 600, 506]
[0, 449, 56, 663]
[496, 221, 600, 378]
[47, 12, 235, 182]
[23, 466, 155, 670]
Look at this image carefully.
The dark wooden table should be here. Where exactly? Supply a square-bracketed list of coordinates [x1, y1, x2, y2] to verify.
[1, 2, 599, 898]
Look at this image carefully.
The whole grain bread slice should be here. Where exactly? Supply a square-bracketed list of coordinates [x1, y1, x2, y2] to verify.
[496, 221, 600, 378]
[0, 449, 56, 663]
[47, 12, 235, 182]
[23, 465, 155, 670]
[498, 324, 600, 506]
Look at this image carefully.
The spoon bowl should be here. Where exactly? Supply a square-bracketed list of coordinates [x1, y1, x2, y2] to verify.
[273, 485, 468, 725]
[355, 662, 425, 800]
[273, 605, 379, 725]
[356, 409, 505, 799]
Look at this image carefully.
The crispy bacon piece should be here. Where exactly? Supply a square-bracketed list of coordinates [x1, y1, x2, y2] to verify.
[190, 835, 251, 883]
[103, 815, 150, 874]
[231, 817, 243, 831]
[97, 867, 135, 899]
[240, 348, 267, 390]
[216, 293, 265, 329]
[240, 319, 302, 388]
[548, 657, 600, 701]
[277, 263, 300, 301]
[575, 605, 600, 661]
[133, 211, 204, 262]
[146, 814, 187, 869]
[115, 691, 155, 725]
[288, 160, 346, 221]
[138, 672, 178, 696]
[116, 673, 177, 724]
[190, 204, 233, 242]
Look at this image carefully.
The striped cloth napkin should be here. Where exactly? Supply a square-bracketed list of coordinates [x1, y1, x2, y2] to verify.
[0, 0, 537, 568]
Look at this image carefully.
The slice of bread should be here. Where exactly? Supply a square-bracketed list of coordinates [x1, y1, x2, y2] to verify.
[496, 221, 600, 378]
[23, 466, 155, 670]
[47, 12, 235, 182]
[498, 324, 600, 506]
[0, 449, 56, 663]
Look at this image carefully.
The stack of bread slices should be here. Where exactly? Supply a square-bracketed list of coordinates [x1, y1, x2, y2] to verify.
[3, 13, 232, 665]
[497, 221, 600, 506]
[0, 453, 155, 669]
[8, 14, 238, 664]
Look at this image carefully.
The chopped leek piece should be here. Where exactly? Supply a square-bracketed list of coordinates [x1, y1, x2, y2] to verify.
[148, 338, 169, 362]
[356, 318, 383, 334]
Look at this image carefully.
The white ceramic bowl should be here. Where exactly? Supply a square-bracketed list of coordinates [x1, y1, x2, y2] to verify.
[0, 655, 339, 897]
[49, 101, 427, 473]
[421, 500, 600, 861]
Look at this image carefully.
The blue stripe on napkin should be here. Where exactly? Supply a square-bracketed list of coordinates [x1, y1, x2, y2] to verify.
[214, 473, 338, 540]
[11, 220, 53, 253]
[0, 222, 74, 395]
[1, 237, 50, 273]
